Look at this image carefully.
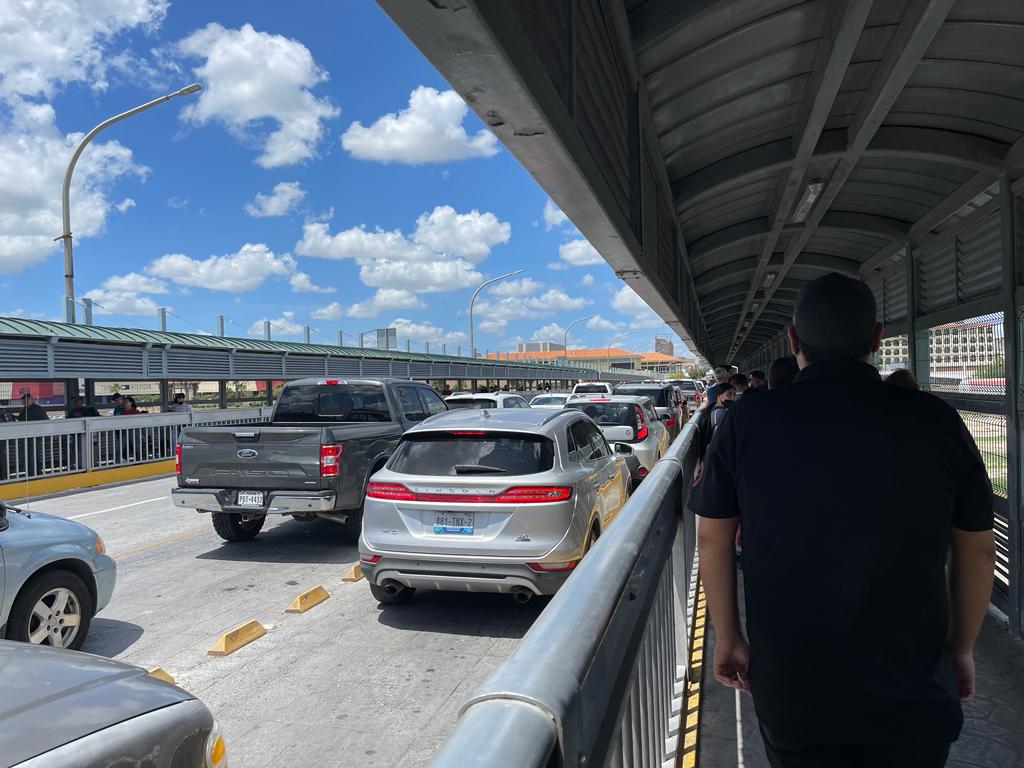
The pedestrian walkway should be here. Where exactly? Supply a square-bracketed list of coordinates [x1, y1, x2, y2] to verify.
[698, 580, 1024, 767]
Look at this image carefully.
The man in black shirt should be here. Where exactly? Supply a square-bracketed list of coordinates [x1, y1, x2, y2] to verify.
[17, 393, 49, 421]
[692, 273, 995, 767]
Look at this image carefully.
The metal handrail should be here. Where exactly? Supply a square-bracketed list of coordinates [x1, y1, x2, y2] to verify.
[429, 407, 708, 768]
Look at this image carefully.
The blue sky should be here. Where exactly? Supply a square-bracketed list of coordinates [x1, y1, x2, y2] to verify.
[0, 1, 687, 356]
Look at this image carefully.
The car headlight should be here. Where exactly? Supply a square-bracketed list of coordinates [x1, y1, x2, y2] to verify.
[94, 535, 106, 555]
[205, 720, 227, 767]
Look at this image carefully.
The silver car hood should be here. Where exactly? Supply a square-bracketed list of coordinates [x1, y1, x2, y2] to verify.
[0, 641, 192, 766]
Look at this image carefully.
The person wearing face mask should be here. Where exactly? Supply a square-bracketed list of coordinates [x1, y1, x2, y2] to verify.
[708, 383, 735, 432]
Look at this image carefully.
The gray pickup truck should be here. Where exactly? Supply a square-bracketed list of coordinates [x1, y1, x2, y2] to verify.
[171, 378, 448, 542]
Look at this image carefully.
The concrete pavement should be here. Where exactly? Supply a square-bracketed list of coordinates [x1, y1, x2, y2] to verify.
[24, 476, 545, 767]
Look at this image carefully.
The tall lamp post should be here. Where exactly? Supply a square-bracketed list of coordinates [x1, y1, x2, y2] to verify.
[58, 83, 202, 323]
[606, 332, 632, 372]
[562, 314, 596, 366]
[468, 269, 523, 392]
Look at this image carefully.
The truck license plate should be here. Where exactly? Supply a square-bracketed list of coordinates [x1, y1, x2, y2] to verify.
[237, 491, 265, 508]
[433, 512, 474, 535]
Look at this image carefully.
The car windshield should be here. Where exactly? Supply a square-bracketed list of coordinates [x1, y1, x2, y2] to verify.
[531, 396, 566, 405]
[565, 402, 637, 428]
[389, 432, 555, 475]
[274, 384, 391, 422]
[615, 387, 669, 407]
[574, 384, 609, 394]
[446, 398, 497, 409]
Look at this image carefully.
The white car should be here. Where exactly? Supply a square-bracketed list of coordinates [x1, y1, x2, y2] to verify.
[530, 393, 570, 410]
[444, 392, 532, 409]
[570, 382, 614, 398]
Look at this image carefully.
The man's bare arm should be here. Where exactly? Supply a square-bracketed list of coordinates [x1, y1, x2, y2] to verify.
[948, 528, 996, 700]
[698, 516, 750, 691]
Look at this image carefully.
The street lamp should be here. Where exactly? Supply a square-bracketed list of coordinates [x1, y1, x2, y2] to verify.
[58, 83, 202, 323]
[468, 269, 523, 391]
[606, 332, 632, 370]
[562, 314, 596, 366]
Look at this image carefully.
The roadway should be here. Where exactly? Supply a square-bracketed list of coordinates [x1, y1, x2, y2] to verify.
[25, 476, 545, 767]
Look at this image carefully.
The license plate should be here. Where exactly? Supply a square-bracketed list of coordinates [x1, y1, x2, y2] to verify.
[237, 491, 265, 508]
[433, 512, 474, 535]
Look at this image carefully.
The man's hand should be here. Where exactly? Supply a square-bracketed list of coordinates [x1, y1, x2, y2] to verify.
[713, 635, 752, 692]
[950, 652, 975, 701]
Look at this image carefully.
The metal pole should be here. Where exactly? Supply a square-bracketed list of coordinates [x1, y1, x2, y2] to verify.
[158, 307, 167, 331]
[337, 330, 344, 346]
[216, 315, 225, 336]
[263, 320, 271, 340]
[442, 343, 446, 355]
[425, 341, 430, 354]
[82, 298, 93, 326]
[406, 339, 411, 352]
[360, 333, 365, 348]
[58, 83, 202, 323]
[563, 315, 596, 365]
[468, 269, 523, 392]
[303, 325, 311, 344]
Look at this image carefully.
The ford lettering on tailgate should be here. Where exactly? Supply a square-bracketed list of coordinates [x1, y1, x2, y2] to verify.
[237, 448, 259, 459]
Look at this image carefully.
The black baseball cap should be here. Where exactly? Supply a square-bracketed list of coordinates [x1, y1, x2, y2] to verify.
[793, 273, 877, 350]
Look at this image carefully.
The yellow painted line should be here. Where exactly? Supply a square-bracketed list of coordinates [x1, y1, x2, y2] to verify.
[109, 526, 209, 559]
[285, 584, 330, 613]
[341, 563, 363, 582]
[207, 619, 267, 656]
[679, 580, 706, 768]
[148, 666, 175, 684]
[0, 460, 175, 501]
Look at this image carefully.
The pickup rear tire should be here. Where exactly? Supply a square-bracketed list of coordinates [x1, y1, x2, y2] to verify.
[211, 512, 265, 542]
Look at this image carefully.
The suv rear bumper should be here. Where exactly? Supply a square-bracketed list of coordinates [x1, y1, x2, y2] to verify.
[361, 555, 573, 596]
[171, 488, 336, 515]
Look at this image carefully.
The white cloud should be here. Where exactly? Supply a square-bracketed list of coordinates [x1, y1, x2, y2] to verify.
[586, 314, 620, 331]
[488, 277, 544, 297]
[341, 86, 498, 165]
[581, 273, 595, 287]
[115, 197, 136, 213]
[556, 238, 604, 267]
[177, 23, 339, 167]
[289, 271, 334, 294]
[147, 243, 297, 292]
[474, 288, 590, 334]
[0, 99, 146, 273]
[167, 196, 188, 209]
[296, 205, 509, 294]
[542, 199, 568, 231]
[101, 273, 168, 294]
[391, 317, 466, 347]
[612, 285, 666, 329]
[0, 0, 168, 100]
[311, 301, 342, 320]
[245, 181, 305, 217]
[82, 288, 163, 316]
[248, 310, 304, 338]
[531, 323, 565, 342]
[347, 288, 425, 318]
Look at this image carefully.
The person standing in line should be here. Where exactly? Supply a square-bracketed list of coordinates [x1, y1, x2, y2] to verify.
[767, 356, 799, 390]
[748, 370, 768, 391]
[18, 393, 48, 421]
[887, 368, 919, 390]
[110, 392, 125, 415]
[705, 366, 732, 407]
[708, 384, 735, 432]
[692, 273, 995, 768]
[167, 392, 192, 412]
[729, 373, 750, 400]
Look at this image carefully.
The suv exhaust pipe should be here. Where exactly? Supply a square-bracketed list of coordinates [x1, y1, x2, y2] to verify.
[510, 587, 534, 604]
[381, 580, 404, 598]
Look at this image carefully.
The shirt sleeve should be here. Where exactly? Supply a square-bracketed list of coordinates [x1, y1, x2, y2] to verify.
[950, 412, 994, 532]
[690, 411, 740, 519]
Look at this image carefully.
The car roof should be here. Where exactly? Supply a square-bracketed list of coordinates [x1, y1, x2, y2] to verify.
[444, 392, 519, 400]
[615, 382, 670, 389]
[565, 394, 653, 405]
[284, 377, 422, 387]
[0, 641, 193, 765]
[409, 407, 575, 434]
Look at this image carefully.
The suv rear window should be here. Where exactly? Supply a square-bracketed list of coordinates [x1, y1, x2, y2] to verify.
[565, 402, 638, 429]
[676, 381, 697, 392]
[446, 398, 497, 409]
[574, 384, 609, 394]
[389, 432, 554, 476]
[614, 386, 669, 407]
[274, 384, 391, 423]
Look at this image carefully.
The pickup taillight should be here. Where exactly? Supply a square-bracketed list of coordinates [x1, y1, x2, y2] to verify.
[175, 444, 181, 474]
[320, 444, 343, 477]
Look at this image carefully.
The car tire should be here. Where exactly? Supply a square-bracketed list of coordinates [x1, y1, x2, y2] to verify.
[370, 582, 414, 605]
[7, 569, 94, 651]
[211, 512, 265, 542]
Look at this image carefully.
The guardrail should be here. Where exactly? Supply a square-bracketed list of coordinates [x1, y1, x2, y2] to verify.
[0, 407, 273, 484]
[429, 407, 708, 768]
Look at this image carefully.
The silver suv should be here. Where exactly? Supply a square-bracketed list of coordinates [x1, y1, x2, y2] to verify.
[358, 408, 631, 604]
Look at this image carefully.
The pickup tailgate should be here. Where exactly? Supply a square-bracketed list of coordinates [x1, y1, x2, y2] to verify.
[178, 425, 325, 490]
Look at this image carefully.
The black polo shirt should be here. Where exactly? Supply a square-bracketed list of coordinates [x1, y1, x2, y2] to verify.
[691, 359, 993, 748]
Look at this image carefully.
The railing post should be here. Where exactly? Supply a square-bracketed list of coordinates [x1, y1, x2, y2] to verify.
[82, 417, 94, 472]
[1000, 173, 1022, 633]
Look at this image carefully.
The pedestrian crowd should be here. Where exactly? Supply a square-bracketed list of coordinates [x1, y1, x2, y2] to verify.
[693, 272, 995, 768]
[1, 391, 193, 421]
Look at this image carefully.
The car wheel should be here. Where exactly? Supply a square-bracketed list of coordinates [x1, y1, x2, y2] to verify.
[370, 582, 414, 605]
[211, 512, 265, 542]
[7, 569, 93, 651]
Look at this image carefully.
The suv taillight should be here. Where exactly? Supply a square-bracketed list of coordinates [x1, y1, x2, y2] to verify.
[320, 444, 343, 477]
[634, 406, 648, 441]
[664, 417, 675, 429]
[175, 444, 181, 474]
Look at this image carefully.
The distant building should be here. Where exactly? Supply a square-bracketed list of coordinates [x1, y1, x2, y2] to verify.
[517, 341, 566, 353]
[637, 352, 695, 375]
[492, 347, 695, 374]
[877, 314, 1004, 383]
[654, 335, 674, 356]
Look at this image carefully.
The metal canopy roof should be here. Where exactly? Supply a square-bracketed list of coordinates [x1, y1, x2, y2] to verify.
[379, 0, 1024, 365]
